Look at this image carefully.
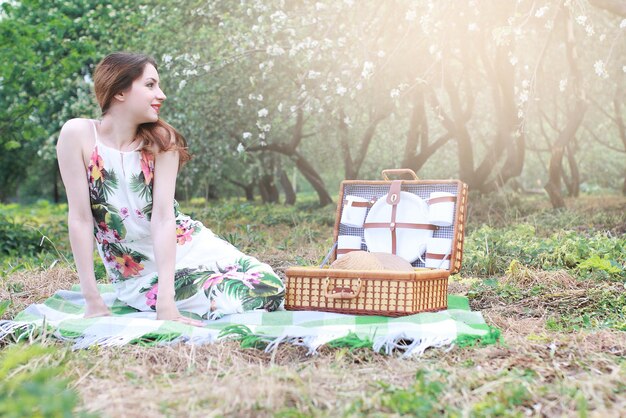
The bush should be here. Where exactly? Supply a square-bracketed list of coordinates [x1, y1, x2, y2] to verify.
[0, 214, 45, 257]
[462, 224, 626, 280]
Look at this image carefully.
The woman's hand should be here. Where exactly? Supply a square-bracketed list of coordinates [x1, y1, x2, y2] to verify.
[84, 297, 112, 318]
[156, 300, 205, 327]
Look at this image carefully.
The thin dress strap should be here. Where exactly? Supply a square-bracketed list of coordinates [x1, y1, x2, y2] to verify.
[92, 120, 99, 145]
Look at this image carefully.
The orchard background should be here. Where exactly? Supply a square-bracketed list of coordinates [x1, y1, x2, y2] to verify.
[1, 1, 625, 417]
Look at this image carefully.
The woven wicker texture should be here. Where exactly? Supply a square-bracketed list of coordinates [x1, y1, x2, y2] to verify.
[284, 268, 449, 316]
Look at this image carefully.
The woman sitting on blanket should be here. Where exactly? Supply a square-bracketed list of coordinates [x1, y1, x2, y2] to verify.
[56, 52, 285, 326]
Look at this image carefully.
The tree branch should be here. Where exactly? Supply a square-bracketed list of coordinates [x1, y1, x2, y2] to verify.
[582, 124, 626, 152]
[588, 0, 626, 17]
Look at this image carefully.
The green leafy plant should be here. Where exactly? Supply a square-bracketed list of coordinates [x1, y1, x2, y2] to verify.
[577, 255, 623, 275]
[0, 344, 95, 418]
[346, 370, 455, 416]
[471, 381, 532, 417]
[0, 300, 10, 318]
[0, 214, 46, 257]
[463, 224, 626, 281]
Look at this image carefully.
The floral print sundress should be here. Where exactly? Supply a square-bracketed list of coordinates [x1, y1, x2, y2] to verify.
[87, 121, 285, 319]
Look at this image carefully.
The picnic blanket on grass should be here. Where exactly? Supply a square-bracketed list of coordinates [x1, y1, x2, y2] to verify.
[0, 285, 500, 357]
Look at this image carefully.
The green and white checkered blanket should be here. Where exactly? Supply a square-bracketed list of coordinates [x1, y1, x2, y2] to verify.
[0, 285, 499, 357]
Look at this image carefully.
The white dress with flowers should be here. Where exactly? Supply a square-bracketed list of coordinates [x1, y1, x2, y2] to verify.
[87, 123, 285, 319]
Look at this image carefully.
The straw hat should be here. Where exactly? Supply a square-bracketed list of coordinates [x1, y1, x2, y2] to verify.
[330, 251, 414, 271]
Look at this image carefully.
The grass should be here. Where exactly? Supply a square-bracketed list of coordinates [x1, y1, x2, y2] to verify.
[1, 193, 625, 417]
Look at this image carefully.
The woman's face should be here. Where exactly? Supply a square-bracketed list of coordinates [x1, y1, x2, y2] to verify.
[123, 63, 166, 124]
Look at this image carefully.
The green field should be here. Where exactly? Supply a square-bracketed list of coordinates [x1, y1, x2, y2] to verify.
[1, 194, 625, 417]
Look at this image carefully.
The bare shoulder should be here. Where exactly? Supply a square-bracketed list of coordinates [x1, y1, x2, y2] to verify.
[57, 119, 97, 168]
[58, 118, 96, 148]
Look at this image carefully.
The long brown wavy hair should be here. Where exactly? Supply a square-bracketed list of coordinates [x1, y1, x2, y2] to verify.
[93, 52, 191, 166]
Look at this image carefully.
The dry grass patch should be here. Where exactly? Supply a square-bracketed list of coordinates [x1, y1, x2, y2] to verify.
[2, 240, 625, 417]
[67, 343, 420, 417]
[0, 265, 78, 319]
[418, 318, 626, 416]
[467, 264, 625, 325]
[61, 325, 626, 417]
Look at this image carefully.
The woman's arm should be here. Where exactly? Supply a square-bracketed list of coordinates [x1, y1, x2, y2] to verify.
[151, 139, 203, 326]
[56, 119, 110, 317]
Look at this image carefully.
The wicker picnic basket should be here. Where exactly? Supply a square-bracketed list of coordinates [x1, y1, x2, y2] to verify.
[285, 169, 469, 316]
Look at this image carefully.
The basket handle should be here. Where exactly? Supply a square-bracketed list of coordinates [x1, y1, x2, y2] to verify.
[381, 169, 419, 181]
[323, 278, 362, 300]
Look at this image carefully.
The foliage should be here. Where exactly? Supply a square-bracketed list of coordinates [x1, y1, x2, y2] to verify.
[345, 370, 451, 416]
[0, 300, 9, 317]
[150, 0, 626, 201]
[181, 197, 335, 255]
[0, 202, 107, 282]
[577, 254, 623, 275]
[0, 201, 71, 273]
[0, 0, 149, 201]
[0, 197, 336, 275]
[467, 193, 626, 234]
[471, 381, 532, 417]
[2, 1, 624, 203]
[463, 224, 626, 280]
[345, 368, 537, 417]
[186, 198, 335, 229]
[376, 370, 449, 416]
[544, 288, 626, 331]
[0, 344, 95, 418]
[0, 200, 68, 220]
[0, 214, 46, 257]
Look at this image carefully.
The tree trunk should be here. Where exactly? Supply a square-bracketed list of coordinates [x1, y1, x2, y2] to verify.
[208, 185, 219, 200]
[279, 169, 296, 205]
[545, 11, 588, 209]
[246, 105, 332, 206]
[613, 89, 626, 195]
[563, 143, 580, 197]
[339, 104, 392, 180]
[248, 144, 333, 206]
[244, 185, 255, 201]
[401, 89, 453, 172]
[292, 152, 333, 206]
[258, 174, 279, 204]
[401, 91, 426, 169]
[476, 37, 530, 192]
[258, 179, 269, 203]
[439, 2, 554, 192]
[454, 123, 477, 186]
[226, 178, 255, 201]
[53, 161, 60, 203]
